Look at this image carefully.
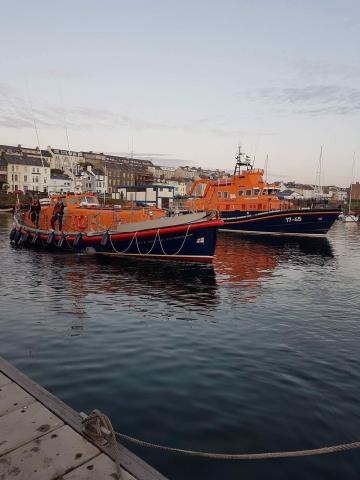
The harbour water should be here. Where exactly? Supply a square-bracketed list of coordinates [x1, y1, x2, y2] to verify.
[1, 214, 360, 480]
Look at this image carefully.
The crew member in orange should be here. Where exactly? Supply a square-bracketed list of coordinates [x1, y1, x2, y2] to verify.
[29, 196, 41, 228]
[51, 199, 65, 231]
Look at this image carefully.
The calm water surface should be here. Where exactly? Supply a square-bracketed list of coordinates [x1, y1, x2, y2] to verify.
[1, 215, 360, 479]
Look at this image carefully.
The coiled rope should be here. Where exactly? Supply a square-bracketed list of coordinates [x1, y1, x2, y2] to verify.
[82, 409, 123, 479]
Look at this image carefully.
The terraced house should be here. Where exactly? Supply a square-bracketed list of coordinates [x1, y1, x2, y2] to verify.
[1, 153, 50, 193]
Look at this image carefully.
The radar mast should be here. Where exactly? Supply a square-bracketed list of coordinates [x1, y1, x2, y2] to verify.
[234, 145, 253, 176]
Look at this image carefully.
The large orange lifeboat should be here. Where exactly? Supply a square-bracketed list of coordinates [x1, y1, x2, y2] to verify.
[186, 147, 340, 235]
[10, 193, 223, 262]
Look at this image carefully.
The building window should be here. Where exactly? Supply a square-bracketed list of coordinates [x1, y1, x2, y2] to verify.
[24, 175, 27, 182]
[14, 174, 18, 181]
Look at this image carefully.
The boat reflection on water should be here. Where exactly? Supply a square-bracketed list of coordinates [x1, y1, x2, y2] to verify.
[213, 232, 334, 301]
[49, 254, 219, 326]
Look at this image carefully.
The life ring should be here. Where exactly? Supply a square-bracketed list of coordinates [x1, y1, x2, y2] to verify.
[77, 215, 88, 230]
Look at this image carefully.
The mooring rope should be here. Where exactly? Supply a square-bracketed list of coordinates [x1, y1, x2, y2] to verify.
[114, 431, 360, 460]
[81, 409, 360, 473]
[82, 410, 123, 479]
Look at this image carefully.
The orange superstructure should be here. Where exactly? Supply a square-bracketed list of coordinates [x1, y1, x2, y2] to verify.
[186, 147, 289, 214]
[23, 193, 165, 233]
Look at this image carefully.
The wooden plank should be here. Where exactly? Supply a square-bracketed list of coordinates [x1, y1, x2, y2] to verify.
[0, 425, 99, 480]
[0, 401, 64, 456]
[0, 382, 35, 417]
[64, 453, 136, 480]
[0, 374, 11, 387]
[0, 357, 167, 480]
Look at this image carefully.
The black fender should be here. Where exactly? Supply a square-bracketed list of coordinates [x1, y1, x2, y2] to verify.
[13, 229, 22, 245]
[57, 233, 66, 248]
[73, 232, 83, 248]
[47, 231, 55, 245]
[101, 231, 110, 246]
[31, 233, 39, 245]
[9, 228, 16, 241]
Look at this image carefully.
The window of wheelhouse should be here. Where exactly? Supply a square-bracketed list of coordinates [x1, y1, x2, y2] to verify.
[254, 189, 260, 196]
[65, 197, 78, 206]
[223, 191, 229, 199]
[246, 190, 252, 196]
[217, 191, 222, 198]
[238, 190, 243, 196]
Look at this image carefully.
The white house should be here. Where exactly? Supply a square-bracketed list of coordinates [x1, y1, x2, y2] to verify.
[48, 172, 73, 193]
[4, 154, 50, 193]
[113, 184, 175, 208]
[166, 180, 187, 197]
[74, 166, 96, 193]
[91, 167, 107, 194]
[47, 147, 84, 172]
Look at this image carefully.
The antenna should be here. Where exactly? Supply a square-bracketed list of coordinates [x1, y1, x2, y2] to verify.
[26, 86, 45, 192]
[264, 154, 269, 184]
[314, 146, 323, 197]
[58, 86, 72, 164]
[348, 152, 356, 215]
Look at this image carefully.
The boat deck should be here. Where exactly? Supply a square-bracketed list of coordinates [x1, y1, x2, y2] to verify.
[0, 357, 167, 480]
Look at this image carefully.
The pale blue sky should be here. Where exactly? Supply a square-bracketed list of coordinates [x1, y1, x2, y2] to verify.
[1, 0, 359, 185]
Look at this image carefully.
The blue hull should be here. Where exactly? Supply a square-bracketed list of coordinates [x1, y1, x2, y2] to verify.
[220, 208, 340, 235]
[12, 221, 221, 263]
[90, 224, 219, 261]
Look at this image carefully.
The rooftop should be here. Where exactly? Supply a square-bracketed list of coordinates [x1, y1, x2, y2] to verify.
[2, 154, 50, 168]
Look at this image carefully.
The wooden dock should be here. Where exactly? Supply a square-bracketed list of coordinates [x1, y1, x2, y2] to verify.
[0, 357, 167, 480]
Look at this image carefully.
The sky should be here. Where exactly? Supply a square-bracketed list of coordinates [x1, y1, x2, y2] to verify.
[0, 0, 359, 186]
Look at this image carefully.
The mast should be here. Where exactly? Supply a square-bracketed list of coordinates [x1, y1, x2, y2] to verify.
[234, 145, 252, 176]
[30, 106, 45, 192]
[349, 153, 356, 215]
[58, 84, 76, 193]
[314, 146, 323, 199]
[264, 154, 269, 184]
[26, 85, 45, 192]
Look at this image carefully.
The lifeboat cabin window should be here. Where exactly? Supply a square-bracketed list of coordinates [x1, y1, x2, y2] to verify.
[223, 191, 229, 199]
[238, 190, 243, 196]
[246, 190, 252, 196]
[254, 189, 260, 196]
[80, 196, 99, 207]
[217, 192, 222, 198]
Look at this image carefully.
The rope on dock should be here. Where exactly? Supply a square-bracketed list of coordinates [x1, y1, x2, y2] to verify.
[114, 431, 360, 460]
[82, 410, 360, 462]
[82, 410, 123, 479]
